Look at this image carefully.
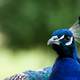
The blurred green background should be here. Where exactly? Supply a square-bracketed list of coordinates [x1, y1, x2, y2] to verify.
[0, 0, 80, 79]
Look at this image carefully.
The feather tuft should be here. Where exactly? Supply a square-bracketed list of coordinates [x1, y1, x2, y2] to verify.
[69, 17, 80, 44]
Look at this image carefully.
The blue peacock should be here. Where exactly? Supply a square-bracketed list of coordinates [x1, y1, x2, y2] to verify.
[5, 17, 80, 80]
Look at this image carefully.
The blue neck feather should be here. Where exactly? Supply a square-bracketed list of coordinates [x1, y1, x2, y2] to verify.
[52, 41, 78, 60]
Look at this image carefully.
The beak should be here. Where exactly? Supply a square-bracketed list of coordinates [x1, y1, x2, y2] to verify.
[47, 36, 60, 45]
[47, 38, 53, 45]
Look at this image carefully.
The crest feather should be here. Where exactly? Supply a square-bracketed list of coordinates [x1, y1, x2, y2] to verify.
[69, 17, 80, 44]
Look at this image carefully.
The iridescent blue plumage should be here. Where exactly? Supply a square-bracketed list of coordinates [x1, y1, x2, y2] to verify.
[5, 17, 80, 80]
[48, 29, 80, 80]
[5, 67, 52, 80]
[6, 29, 80, 80]
[23, 67, 52, 80]
[49, 58, 80, 80]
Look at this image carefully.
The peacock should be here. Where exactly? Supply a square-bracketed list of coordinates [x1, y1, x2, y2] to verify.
[5, 17, 80, 80]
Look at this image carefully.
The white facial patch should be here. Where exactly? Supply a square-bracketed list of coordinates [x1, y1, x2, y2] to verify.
[65, 37, 73, 46]
[57, 35, 64, 41]
[47, 36, 59, 45]
[47, 35, 64, 45]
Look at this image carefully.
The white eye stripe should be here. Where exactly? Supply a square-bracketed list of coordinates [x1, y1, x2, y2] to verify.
[58, 35, 65, 40]
[53, 36, 58, 39]
[65, 37, 73, 46]
[49, 35, 64, 41]
[49, 36, 58, 41]
[54, 35, 64, 41]
[48, 34, 73, 46]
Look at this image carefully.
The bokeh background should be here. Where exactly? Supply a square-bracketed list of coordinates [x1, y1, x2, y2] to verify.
[0, 0, 80, 79]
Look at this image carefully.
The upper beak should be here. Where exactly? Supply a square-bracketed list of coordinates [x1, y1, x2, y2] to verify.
[47, 36, 60, 45]
[47, 38, 53, 45]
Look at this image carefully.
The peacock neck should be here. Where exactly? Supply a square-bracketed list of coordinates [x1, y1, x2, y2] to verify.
[58, 43, 78, 60]
[72, 44, 78, 60]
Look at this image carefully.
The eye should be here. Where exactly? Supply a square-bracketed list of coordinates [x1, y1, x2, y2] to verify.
[64, 35, 70, 41]
[54, 37, 58, 40]
[52, 36, 58, 40]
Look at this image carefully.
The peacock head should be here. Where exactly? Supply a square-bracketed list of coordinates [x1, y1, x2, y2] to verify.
[47, 29, 76, 58]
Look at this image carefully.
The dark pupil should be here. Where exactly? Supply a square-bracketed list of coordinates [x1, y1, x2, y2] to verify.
[64, 35, 70, 41]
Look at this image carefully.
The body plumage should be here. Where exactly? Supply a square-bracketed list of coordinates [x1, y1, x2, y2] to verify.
[5, 17, 80, 80]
